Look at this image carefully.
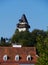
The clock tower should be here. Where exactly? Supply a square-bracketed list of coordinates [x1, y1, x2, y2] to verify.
[17, 14, 30, 32]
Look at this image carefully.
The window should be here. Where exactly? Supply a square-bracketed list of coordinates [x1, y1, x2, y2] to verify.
[3, 55, 7, 61]
[27, 55, 32, 61]
[15, 55, 19, 61]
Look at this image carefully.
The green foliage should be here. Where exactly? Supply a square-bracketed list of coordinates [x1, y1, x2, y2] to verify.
[36, 47, 48, 65]
[11, 29, 47, 47]
[11, 30, 33, 46]
[0, 42, 11, 47]
[36, 35, 48, 65]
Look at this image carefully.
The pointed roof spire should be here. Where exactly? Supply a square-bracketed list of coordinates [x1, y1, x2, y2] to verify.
[19, 14, 28, 23]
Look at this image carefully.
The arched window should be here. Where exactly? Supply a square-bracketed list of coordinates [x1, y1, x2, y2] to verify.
[3, 55, 7, 61]
[15, 55, 19, 61]
[27, 55, 32, 61]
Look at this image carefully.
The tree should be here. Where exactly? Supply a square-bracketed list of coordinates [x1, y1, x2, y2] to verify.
[11, 29, 34, 46]
[36, 35, 48, 65]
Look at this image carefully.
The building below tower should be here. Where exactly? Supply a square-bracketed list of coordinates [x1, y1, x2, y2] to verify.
[0, 47, 37, 65]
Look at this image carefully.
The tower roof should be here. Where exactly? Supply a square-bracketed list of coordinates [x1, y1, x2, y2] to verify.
[19, 14, 28, 23]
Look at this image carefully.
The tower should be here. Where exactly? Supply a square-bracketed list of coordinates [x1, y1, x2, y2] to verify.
[17, 14, 30, 32]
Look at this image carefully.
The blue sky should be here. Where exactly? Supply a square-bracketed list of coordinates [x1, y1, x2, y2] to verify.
[0, 0, 48, 38]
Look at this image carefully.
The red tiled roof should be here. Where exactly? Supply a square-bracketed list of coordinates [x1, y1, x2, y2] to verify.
[0, 47, 37, 65]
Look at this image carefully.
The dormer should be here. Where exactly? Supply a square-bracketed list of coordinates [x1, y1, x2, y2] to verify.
[15, 55, 20, 61]
[27, 55, 32, 61]
[3, 55, 7, 61]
